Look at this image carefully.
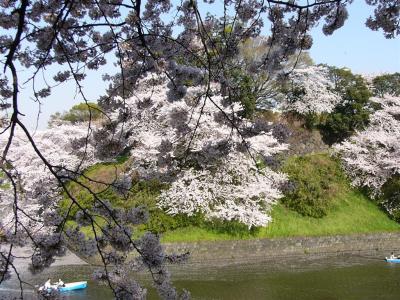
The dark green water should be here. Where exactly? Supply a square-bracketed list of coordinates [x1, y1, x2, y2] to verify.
[1, 255, 400, 299]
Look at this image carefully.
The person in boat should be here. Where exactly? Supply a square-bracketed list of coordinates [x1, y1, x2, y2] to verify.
[57, 279, 65, 287]
[390, 252, 396, 259]
[44, 278, 51, 289]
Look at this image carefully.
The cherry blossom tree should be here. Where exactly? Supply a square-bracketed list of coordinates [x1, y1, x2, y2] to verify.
[279, 65, 342, 115]
[0, 122, 98, 228]
[1, 0, 399, 299]
[105, 75, 288, 228]
[280, 65, 372, 144]
[335, 95, 400, 195]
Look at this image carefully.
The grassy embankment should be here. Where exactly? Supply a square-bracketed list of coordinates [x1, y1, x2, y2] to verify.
[163, 191, 400, 242]
[60, 153, 400, 243]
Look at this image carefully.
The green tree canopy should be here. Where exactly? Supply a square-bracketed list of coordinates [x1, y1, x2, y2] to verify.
[50, 102, 103, 124]
[372, 73, 400, 97]
[320, 67, 372, 145]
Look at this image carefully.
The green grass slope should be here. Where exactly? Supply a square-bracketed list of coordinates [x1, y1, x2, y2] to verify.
[161, 191, 400, 242]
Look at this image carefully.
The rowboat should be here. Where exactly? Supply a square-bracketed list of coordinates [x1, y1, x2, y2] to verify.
[385, 257, 400, 263]
[58, 281, 88, 292]
[39, 281, 87, 292]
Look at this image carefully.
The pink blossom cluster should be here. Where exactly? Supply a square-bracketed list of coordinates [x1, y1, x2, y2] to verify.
[0, 123, 98, 224]
[112, 75, 288, 227]
[281, 65, 342, 114]
[158, 152, 287, 227]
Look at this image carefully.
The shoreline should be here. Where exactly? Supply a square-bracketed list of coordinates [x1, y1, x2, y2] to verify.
[0, 246, 87, 272]
[80, 231, 400, 267]
[2, 232, 398, 291]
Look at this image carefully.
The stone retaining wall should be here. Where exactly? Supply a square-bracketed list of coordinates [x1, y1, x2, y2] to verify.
[162, 232, 400, 267]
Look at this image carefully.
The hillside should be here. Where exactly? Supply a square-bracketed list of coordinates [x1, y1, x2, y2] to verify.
[59, 146, 400, 243]
[2, 67, 399, 247]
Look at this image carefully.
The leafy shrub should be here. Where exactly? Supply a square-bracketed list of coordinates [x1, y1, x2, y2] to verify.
[380, 175, 400, 222]
[145, 206, 259, 236]
[59, 162, 130, 218]
[303, 112, 329, 130]
[145, 209, 181, 233]
[146, 211, 205, 233]
[147, 212, 260, 236]
[281, 153, 346, 218]
[115, 151, 131, 164]
[59, 166, 204, 233]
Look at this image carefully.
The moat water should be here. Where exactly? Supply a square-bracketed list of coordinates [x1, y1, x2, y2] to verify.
[1, 251, 400, 299]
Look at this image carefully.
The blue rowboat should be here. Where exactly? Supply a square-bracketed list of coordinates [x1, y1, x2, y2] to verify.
[385, 258, 400, 263]
[39, 281, 88, 293]
[58, 281, 88, 292]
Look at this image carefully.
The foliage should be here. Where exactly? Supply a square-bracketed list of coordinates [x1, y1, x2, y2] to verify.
[365, 0, 400, 38]
[280, 153, 346, 218]
[50, 102, 103, 125]
[372, 73, 400, 97]
[319, 67, 372, 144]
[229, 69, 257, 118]
[158, 152, 287, 228]
[59, 162, 161, 217]
[147, 212, 256, 237]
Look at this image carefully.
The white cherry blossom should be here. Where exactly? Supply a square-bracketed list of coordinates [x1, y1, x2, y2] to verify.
[335, 95, 400, 194]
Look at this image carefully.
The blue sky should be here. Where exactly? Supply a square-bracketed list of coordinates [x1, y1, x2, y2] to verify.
[309, 1, 400, 74]
[16, 1, 400, 130]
